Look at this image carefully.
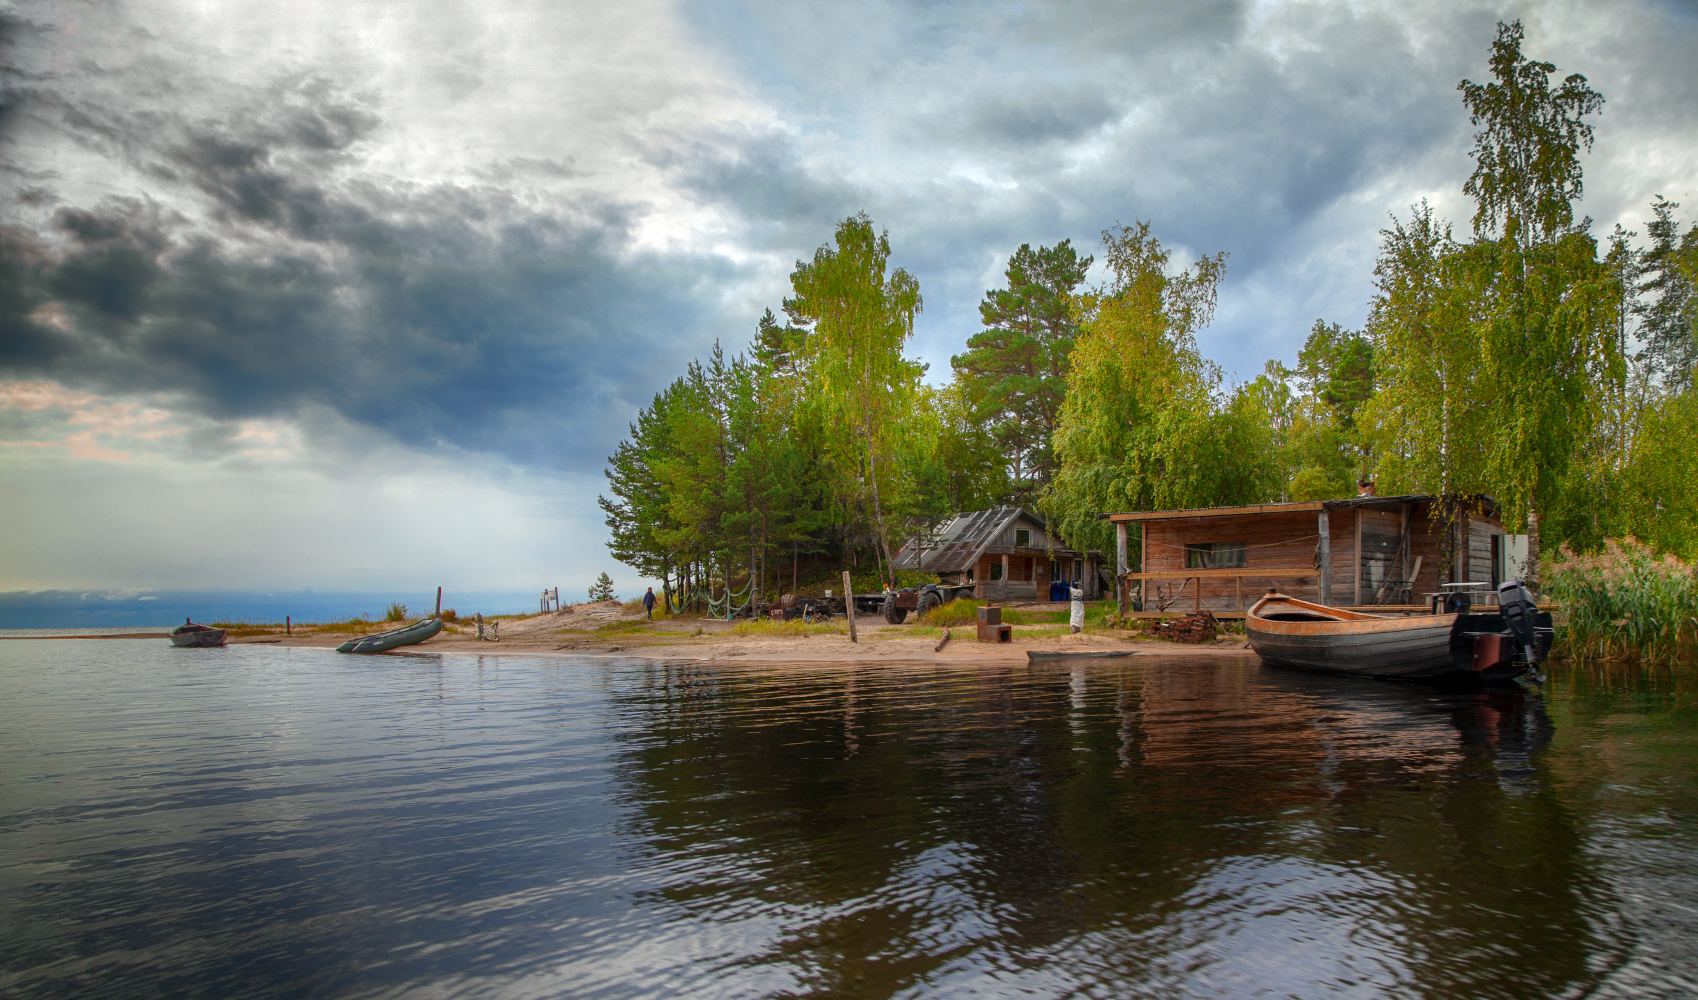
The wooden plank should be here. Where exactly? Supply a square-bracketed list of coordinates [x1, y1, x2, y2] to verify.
[1318, 509, 1331, 605]
[1353, 508, 1363, 606]
[1106, 502, 1324, 523]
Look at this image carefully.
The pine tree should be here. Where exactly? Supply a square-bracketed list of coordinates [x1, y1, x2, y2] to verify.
[588, 573, 616, 602]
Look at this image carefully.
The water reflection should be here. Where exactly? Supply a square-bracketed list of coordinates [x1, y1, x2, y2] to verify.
[607, 657, 1625, 997]
[2, 643, 1695, 999]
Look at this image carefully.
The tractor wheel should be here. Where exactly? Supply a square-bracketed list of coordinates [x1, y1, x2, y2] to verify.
[882, 597, 908, 624]
[915, 591, 941, 620]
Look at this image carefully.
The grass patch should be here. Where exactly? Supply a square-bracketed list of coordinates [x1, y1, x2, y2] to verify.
[918, 598, 983, 627]
[307, 618, 385, 633]
[906, 625, 945, 639]
[729, 618, 845, 638]
[1546, 537, 1698, 665]
[595, 619, 652, 633]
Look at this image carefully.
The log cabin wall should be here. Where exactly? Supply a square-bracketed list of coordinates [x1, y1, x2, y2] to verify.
[1137, 499, 1505, 612]
[1143, 511, 1322, 611]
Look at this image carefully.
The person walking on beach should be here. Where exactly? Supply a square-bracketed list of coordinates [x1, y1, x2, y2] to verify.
[1070, 583, 1085, 633]
[643, 587, 656, 620]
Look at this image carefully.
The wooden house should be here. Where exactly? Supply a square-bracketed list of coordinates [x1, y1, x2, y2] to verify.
[1101, 489, 1527, 617]
[893, 507, 1108, 602]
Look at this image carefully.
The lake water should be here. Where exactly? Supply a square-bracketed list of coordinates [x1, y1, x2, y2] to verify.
[3, 641, 1695, 999]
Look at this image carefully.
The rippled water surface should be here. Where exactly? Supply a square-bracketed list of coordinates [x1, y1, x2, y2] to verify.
[3, 642, 1696, 999]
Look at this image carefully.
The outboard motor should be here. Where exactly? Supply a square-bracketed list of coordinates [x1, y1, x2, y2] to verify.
[1442, 590, 1473, 614]
[1498, 580, 1539, 664]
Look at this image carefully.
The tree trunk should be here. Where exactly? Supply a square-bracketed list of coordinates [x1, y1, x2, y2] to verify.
[793, 538, 798, 596]
[1526, 483, 1541, 592]
[865, 427, 896, 590]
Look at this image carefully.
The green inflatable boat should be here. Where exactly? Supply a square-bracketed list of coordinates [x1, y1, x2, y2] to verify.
[336, 617, 443, 654]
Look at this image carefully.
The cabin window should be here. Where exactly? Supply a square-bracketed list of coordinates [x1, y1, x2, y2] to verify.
[966, 567, 975, 582]
[989, 562, 1004, 581]
[1015, 528, 1031, 547]
[1186, 542, 1247, 569]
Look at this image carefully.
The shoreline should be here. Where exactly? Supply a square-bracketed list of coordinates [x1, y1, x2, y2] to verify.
[8, 602, 1262, 663]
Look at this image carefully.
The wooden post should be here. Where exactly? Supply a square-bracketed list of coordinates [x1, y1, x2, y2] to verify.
[1235, 577, 1242, 612]
[436, 586, 442, 618]
[1318, 508, 1332, 605]
[477, 612, 484, 641]
[285, 615, 290, 635]
[1139, 522, 1147, 611]
[1115, 521, 1129, 617]
[1353, 509, 1363, 606]
[842, 570, 858, 644]
[1194, 576, 1201, 613]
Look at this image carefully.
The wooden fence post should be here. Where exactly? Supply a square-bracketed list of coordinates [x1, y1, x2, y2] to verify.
[842, 570, 858, 644]
[1318, 508, 1332, 605]
[436, 587, 442, 618]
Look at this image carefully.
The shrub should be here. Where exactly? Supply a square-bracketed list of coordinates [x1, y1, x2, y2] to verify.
[1544, 537, 1698, 665]
[918, 598, 983, 627]
[440, 608, 459, 623]
[588, 573, 617, 602]
[385, 603, 409, 622]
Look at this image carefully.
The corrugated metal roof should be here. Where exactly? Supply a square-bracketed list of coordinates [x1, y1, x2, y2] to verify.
[893, 506, 1037, 575]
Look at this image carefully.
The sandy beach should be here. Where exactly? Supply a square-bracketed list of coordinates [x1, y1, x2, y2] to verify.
[212, 600, 1258, 664]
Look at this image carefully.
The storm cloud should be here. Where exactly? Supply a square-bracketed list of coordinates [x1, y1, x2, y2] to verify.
[2, 0, 1696, 596]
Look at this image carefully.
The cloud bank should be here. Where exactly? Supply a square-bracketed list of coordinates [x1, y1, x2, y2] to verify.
[2, 0, 1696, 598]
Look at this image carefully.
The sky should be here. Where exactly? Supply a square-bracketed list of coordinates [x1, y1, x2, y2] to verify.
[3, 0, 1697, 622]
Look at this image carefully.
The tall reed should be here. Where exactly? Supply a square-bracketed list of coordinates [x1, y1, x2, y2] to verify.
[1543, 537, 1698, 665]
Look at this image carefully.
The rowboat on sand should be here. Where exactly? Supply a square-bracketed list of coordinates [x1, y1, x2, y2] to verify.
[336, 617, 443, 654]
[170, 619, 227, 648]
[1245, 581, 1552, 682]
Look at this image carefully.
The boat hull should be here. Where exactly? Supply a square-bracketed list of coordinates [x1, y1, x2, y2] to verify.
[1247, 615, 1459, 678]
[1245, 592, 1551, 681]
[336, 617, 443, 654]
[170, 628, 227, 648]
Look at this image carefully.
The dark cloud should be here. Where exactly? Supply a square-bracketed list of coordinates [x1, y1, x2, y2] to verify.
[1, 78, 746, 468]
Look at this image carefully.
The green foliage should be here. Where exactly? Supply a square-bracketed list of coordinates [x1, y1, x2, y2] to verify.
[952, 240, 1092, 502]
[784, 213, 925, 588]
[1459, 20, 1604, 253]
[384, 602, 408, 622]
[1046, 221, 1276, 556]
[588, 573, 617, 602]
[1545, 538, 1698, 664]
[1638, 196, 1698, 385]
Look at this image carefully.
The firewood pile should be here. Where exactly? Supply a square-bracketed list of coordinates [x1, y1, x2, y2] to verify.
[1151, 610, 1219, 644]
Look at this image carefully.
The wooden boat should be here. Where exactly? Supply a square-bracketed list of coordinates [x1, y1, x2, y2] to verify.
[170, 619, 227, 647]
[336, 617, 443, 654]
[1026, 649, 1139, 661]
[1246, 588, 1552, 681]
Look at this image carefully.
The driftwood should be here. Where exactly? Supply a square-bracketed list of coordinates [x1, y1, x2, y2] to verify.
[934, 627, 951, 652]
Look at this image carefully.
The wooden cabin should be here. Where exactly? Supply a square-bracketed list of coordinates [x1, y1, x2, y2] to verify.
[893, 507, 1109, 602]
[1101, 491, 1527, 617]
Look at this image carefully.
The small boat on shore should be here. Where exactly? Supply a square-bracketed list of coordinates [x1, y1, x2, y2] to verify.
[336, 617, 443, 654]
[1246, 582, 1552, 682]
[170, 619, 227, 648]
[1027, 649, 1139, 661]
